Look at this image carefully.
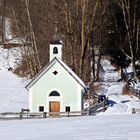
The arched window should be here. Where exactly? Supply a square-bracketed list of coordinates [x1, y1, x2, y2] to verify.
[53, 47, 58, 54]
[49, 91, 60, 96]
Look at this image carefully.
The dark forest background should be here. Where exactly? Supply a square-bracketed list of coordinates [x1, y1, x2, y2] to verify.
[0, 0, 139, 84]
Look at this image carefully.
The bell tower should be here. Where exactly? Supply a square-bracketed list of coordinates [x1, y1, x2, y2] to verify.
[49, 31, 63, 62]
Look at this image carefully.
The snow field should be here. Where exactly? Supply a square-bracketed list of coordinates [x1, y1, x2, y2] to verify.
[0, 115, 140, 140]
[0, 70, 28, 112]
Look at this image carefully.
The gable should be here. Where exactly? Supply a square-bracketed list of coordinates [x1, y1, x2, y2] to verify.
[26, 58, 86, 91]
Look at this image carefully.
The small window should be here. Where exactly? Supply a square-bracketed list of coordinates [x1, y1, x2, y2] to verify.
[53, 70, 58, 75]
[39, 106, 44, 112]
[53, 47, 58, 54]
[65, 106, 70, 112]
[49, 91, 60, 96]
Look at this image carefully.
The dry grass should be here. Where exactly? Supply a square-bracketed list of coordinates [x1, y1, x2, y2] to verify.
[122, 85, 133, 95]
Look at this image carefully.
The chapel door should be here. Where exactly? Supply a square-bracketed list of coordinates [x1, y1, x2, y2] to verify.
[49, 101, 60, 116]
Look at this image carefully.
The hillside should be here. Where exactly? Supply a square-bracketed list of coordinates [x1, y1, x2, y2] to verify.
[0, 47, 28, 112]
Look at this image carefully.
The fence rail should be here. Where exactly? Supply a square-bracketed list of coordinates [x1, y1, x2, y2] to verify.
[0, 99, 108, 120]
[0, 111, 88, 120]
[85, 98, 108, 115]
[128, 86, 140, 99]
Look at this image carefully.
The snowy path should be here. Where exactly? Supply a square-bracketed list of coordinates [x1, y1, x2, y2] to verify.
[0, 115, 140, 140]
[98, 59, 140, 114]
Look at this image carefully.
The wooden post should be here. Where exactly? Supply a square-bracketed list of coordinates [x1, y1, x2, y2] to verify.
[43, 112, 47, 118]
[132, 108, 135, 114]
[87, 108, 90, 116]
[19, 112, 22, 119]
[106, 97, 108, 107]
[67, 111, 70, 117]
[103, 100, 105, 112]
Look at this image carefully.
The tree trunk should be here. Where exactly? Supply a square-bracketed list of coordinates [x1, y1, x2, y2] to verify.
[96, 0, 103, 81]
[1, 0, 5, 42]
[80, 0, 86, 77]
[25, 0, 41, 75]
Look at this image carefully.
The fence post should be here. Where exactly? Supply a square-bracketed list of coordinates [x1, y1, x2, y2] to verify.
[103, 100, 106, 112]
[132, 108, 135, 114]
[19, 112, 22, 119]
[43, 112, 47, 118]
[87, 108, 90, 116]
[67, 111, 70, 117]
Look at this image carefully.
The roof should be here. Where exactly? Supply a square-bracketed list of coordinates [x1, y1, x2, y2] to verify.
[50, 39, 62, 45]
[26, 57, 86, 91]
[50, 34, 63, 45]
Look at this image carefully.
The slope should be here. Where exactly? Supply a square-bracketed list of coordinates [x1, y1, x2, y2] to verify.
[0, 46, 28, 112]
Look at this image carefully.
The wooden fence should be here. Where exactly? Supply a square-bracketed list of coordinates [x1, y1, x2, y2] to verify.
[0, 111, 88, 120]
[128, 86, 140, 99]
[132, 108, 140, 114]
[85, 98, 108, 115]
[0, 99, 108, 120]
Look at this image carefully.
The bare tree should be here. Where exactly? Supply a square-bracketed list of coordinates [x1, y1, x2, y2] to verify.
[25, 0, 41, 73]
[1, 0, 5, 42]
[115, 0, 140, 78]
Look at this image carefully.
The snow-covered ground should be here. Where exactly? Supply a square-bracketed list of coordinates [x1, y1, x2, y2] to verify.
[0, 70, 28, 112]
[0, 115, 140, 140]
[1, 14, 140, 140]
[0, 46, 28, 112]
[0, 47, 22, 69]
[98, 59, 140, 115]
[0, 47, 22, 70]
[0, 46, 140, 139]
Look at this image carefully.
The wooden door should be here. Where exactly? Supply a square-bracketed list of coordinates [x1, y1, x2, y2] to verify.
[49, 101, 60, 116]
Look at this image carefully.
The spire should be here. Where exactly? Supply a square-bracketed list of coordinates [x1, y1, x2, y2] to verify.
[49, 27, 63, 62]
[50, 27, 62, 44]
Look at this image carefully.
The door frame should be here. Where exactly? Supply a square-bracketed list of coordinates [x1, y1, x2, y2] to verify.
[47, 89, 62, 113]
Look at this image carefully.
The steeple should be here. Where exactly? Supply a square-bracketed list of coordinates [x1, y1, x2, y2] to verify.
[49, 27, 63, 62]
